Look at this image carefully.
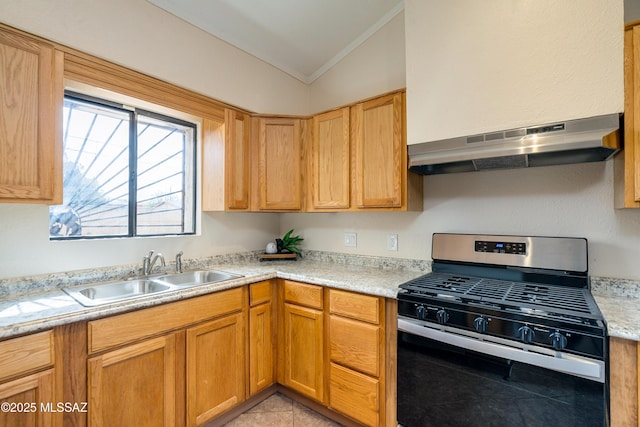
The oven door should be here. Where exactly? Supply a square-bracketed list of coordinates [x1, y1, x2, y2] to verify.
[397, 318, 607, 427]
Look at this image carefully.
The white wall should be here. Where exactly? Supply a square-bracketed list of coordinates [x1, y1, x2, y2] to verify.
[0, 0, 295, 279]
[405, 0, 624, 144]
[309, 12, 406, 113]
[283, 161, 640, 280]
[0, 204, 279, 278]
[0, 0, 309, 115]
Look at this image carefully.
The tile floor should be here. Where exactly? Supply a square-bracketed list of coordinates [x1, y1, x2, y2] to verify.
[222, 392, 343, 427]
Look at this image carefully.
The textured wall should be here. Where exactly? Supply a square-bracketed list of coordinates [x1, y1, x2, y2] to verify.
[405, 0, 624, 144]
[282, 161, 640, 280]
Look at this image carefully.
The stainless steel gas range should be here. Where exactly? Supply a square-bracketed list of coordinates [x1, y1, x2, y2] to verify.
[397, 233, 607, 427]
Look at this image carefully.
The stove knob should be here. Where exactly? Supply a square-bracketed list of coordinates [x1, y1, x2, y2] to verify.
[415, 305, 427, 320]
[436, 309, 449, 325]
[517, 326, 535, 343]
[473, 317, 488, 333]
[549, 331, 568, 350]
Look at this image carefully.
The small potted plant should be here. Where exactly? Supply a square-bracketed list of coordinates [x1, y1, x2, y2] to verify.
[262, 229, 304, 260]
[276, 229, 304, 255]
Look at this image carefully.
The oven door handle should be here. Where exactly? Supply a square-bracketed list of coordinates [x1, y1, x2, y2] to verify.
[398, 317, 605, 383]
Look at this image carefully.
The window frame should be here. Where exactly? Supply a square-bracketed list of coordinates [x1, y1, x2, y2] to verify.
[50, 91, 197, 240]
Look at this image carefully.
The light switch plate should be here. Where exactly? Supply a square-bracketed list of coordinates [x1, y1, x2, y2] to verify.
[344, 232, 357, 247]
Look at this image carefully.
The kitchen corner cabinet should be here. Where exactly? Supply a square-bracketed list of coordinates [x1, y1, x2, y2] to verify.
[249, 280, 275, 395]
[609, 337, 640, 426]
[86, 287, 246, 427]
[0, 331, 58, 427]
[253, 117, 305, 211]
[309, 107, 351, 210]
[278, 280, 324, 402]
[0, 25, 63, 204]
[202, 109, 252, 211]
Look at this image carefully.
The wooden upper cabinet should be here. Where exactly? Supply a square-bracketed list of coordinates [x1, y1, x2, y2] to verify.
[352, 92, 423, 211]
[309, 108, 350, 210]
[617, 24, 640, 208]
[224, 109, 251, 210]
[202, 109, 251, 211]
[0, 26, 62, 204]
[255, 117, 303, 211]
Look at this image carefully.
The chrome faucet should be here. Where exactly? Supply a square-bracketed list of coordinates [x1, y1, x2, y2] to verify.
[142, 250, 165, 276]
[175, 251, 183, 273]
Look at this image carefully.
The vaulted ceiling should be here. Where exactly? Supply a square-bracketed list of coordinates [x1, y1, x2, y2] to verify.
[147, 0, 404, 84]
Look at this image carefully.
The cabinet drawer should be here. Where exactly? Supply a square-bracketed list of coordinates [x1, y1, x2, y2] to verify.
[88, 287, 244, 354]
[329, 289, 379, 324]
[250, 280, 272, 306]
[330, 316, 379, 377]
[329, 362, 379, 427]
[0, 331, 54, 381]
[282, 280, 323, 309]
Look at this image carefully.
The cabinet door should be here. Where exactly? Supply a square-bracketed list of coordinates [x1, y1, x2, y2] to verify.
[257, 117, 302, 210]
[329, 363, 379, 427]
[224, 109, 251, 210]
[0, 369, 55, 427]
[0, 27, 62, 204]
[186, 312, 245, 426]
[249, 302, 274, 395]
[282, 303, 323, 401]
[88, 335, 176, 427]
[310, 108, 350, 210]
[352, 93, 404, 208]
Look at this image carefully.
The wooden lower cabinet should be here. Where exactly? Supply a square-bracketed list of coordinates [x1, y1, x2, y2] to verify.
[0, 330, 58, 427]
[609, 337, 640, 426]
[186, 312, 245, 425]
[3, 282, 398, 427]
[327, 289, 394, 427]
[0, 369, 55, 427]
[249, 281, 275, 395]
[88, 335, 177, 427]
[281, 302, 324, 402]
[329, 363, 379, 427]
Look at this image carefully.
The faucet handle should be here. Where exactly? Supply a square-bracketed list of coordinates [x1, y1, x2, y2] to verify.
[176, 251, 184, 273]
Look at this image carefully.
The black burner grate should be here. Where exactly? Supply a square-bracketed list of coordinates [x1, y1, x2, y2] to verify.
[400, 272, 598, 317]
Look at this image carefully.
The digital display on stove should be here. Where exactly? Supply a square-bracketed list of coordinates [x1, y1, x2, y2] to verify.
[475, 240, 526, 255]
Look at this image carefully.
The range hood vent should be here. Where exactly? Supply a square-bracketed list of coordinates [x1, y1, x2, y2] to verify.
[408, 114, 621, 175]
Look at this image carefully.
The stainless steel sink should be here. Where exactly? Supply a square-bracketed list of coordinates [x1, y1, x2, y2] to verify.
[64, 279, 174, 307]
[155, 270, 242, 287]
[64, 270, 243, 307]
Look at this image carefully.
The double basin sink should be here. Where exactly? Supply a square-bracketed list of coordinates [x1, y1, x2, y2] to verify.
[64, 270, 243, 307]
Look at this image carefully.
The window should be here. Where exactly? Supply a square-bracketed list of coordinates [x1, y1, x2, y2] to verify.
[49, 93, 196, 239]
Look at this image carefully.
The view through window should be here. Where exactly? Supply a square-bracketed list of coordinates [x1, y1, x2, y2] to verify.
[49, 94, 196, 239]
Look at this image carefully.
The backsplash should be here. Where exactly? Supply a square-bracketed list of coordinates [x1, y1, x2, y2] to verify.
[0, 250, 431, 300]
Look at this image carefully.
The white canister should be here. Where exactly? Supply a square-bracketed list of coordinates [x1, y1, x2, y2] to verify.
[265, 242, 277, 254]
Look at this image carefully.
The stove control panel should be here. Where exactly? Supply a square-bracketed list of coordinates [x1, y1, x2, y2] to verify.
[475, 240, 526, 255]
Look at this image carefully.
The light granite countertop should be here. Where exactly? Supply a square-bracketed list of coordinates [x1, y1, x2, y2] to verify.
[2, 251, 640, 343]
[592, 277, 640, 341]
[0, 252, 428, 340]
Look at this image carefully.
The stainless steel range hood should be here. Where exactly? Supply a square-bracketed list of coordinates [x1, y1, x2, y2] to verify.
[408, 114, 621, 175]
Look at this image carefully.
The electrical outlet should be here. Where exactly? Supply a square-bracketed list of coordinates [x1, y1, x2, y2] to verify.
[387, 234, 398, 251]
[344, 232, 357, 247]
